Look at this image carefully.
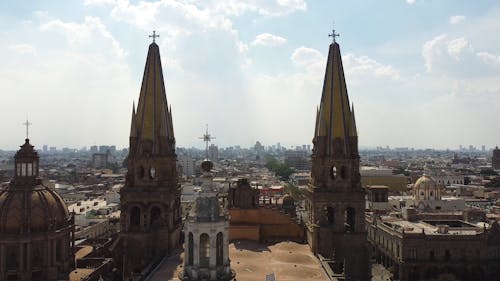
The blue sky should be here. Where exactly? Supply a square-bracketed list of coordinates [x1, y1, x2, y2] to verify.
[1, 0, 500, 150]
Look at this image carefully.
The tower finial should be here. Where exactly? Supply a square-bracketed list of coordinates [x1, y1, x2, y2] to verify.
[328, 26, 340, 43]
[22, 119, 32, 139]
[149, 30, 160, 43]
[199, 125, 215, 159]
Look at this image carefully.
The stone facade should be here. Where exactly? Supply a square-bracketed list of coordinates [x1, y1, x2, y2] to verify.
[305, 41, 370, 281]
[118, 42, 181, 279]
[367, 215, 500, 281]
[227, 178, 259, 209]
[0, 139, 74, 281]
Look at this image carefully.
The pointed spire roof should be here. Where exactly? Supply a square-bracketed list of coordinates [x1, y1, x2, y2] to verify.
[349, 104, 357, 137]
[130, 102, 137, 137]
[132, 42, 175, 154]
[314, 41, 355, 155]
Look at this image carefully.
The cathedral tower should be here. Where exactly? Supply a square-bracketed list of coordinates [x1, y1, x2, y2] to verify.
[305, 35, 370, 280]
[119, 37, 182, 278]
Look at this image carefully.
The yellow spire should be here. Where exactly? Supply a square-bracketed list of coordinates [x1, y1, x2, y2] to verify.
[133, 42, 175, 153]
[314, 42, 353, 154]
[130, 101, 137, 137]
[349, 103, 357, 137]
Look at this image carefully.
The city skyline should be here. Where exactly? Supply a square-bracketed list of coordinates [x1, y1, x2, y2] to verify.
[1, 0, 500, 150]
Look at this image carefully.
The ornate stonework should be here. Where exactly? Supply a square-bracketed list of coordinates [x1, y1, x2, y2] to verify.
[180, 160, 235, 281]
[0, 139, 74, 281]
[118, 41, 182, 279]
[305, 41, 370, 281]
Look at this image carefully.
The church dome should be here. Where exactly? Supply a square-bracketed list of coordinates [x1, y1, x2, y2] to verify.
[0, 139, 70, 234]
[414, 175, 437, 189]
[0, 184, 70, 234]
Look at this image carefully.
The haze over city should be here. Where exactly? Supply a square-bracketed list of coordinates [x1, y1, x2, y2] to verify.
[1, 0, 500, 150]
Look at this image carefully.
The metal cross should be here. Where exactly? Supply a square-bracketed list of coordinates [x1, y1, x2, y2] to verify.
[199, 124, 215, 159]
[23, 119, 32, 139]
[149, 30, 160, 43]
[328, 28, 340, 43]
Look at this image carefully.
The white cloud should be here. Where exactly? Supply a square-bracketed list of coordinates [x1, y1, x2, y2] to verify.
[40, 16, 126, 58]
[344, 54, 400, 80]
[84, 0, 116, 6]
[477, 52, 500, 67]
[291, 47, 323, 67]
[251, 33, 286, 47]
[8, 44, 37, 56]
[447, 37, 472, 59]
[276, 0, 307, 11]
[449, 15, 466, 24]
[406, 0, 416, 5]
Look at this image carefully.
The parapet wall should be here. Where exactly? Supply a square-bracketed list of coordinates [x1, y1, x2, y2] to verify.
[229, 207, 304, 242]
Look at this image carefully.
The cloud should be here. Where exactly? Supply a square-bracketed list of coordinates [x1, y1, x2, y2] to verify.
[251, 33, 286, 47]
[343, 54, 400, 80]
[422, 34, 500, 77]
[84, 0, 116, 6]
[406, 0, 416, 5]
[8, 44, 37, 56]
[449, 15, 466, 24]
[40, 16, 126, 58]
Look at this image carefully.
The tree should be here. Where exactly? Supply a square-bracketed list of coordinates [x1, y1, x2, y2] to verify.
[266, 157, 295, 181]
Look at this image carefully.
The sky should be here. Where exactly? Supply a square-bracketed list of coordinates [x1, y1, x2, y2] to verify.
[1, 0, 500, 150]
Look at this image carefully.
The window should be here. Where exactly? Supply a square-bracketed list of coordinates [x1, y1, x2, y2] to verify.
[331, 166, 337, 179]
[130, 206, 141, 227]
[150, 207, 161, 228]
[188, 233, 194, 265]
[216, 232, 224, 266]
[327, 207, 335, 225]
[345, 207, 355, 233]
[27, 163, 33, 176]
[200, 233, 210, 267]
[21, 163, 27, 176]
[149, 166, 156, 179]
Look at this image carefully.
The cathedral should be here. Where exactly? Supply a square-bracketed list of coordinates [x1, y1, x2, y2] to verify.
[305, 36, 370, 280]
[0, 138, 74, 281]
[117, 38, 182, 279]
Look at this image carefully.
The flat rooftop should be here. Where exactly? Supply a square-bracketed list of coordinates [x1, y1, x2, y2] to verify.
[148, 240, 327, 281]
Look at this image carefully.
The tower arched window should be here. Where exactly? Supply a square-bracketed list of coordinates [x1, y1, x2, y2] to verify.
[150, 207, 161, 229]
[340, 166, 347, 179]
[188, 232, 194, 266]
[331, 166, 337, 179]
[216, 232, 224, 266]
[345, 207, 355, 233]
[326, 207, 335, 225]
[200, 233, 210, 267]
[130, 206, 141, 228]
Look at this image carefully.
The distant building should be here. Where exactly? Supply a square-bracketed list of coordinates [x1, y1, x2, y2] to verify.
[284, 150, 310, 171]
[209, 143, 218, 161]
[493, 146, 500, 170]
[92, 152, 109, 168]
[361, 166, 408, 191]
[178, 154, 195, 177]
[367, 215, 500, 281]
[366, 185, 390, 211]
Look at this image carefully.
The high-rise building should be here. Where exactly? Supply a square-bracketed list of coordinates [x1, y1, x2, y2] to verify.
[493, 146, 500, 170]
[304, 37, 370, 280]
[0, 138, 74, 280]
[118, 40, 182, 278]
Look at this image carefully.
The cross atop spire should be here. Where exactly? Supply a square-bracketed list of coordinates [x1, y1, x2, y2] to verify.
[22, 119, 32, 139]
[328, 28, 340, 43]
[199, 124, 215, 159]
[149, 30, 159, 43]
